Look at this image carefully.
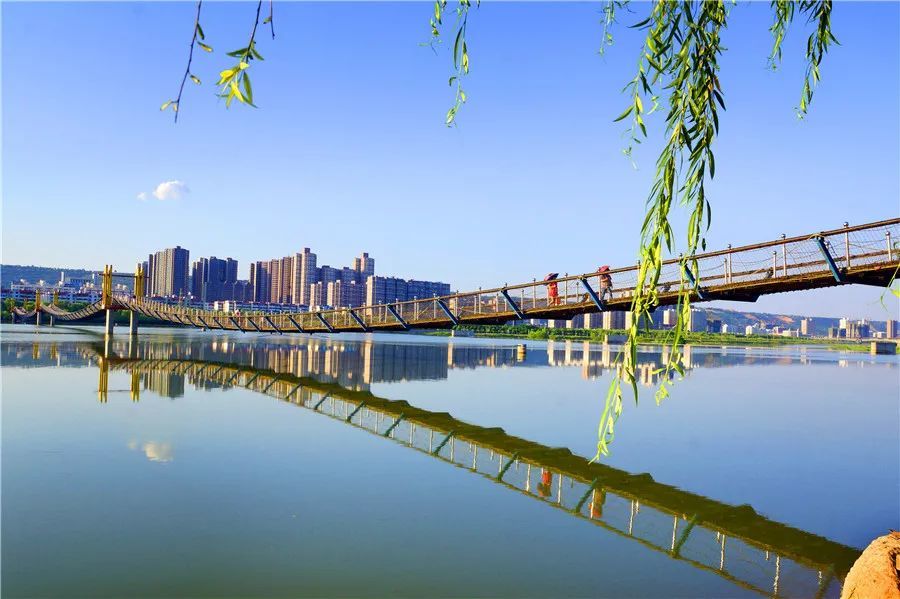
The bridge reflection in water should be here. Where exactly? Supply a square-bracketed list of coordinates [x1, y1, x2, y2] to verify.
[4, 338, 865, 598]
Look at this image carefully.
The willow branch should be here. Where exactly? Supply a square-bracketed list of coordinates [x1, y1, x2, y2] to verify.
[246, 0, 263, 57]
[173, 0, 203, 123]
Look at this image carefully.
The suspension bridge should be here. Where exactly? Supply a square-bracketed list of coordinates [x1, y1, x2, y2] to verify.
[12, 218, 899, 336]
[53, 339, 855, 598]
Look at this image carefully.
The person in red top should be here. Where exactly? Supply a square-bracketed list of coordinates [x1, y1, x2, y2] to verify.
[544, 273, 560, 306]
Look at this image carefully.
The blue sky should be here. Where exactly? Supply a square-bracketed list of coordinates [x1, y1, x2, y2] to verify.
[3, 2, 898, 319]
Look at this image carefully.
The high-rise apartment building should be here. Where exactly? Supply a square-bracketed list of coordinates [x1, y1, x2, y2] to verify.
[146, 246, 189, 297]
[249, 261, 269, 303]
[291, 248, 318, 306]
[309, 281, 326, 307]
[800, 318, 812, 336]
[353, 252, 375, 281]
[887, 319, 898, 339]
[326, 279, 366, 308]
[602, 311, 627, 331]
[582, 313, 602, 329]
[686, 308, 707, 333]
[365, 276, 450, 306]
[191, 256, 238, 302]
[662, 308, 676, 328]
[267, 258, 282, 304]
[250, 249, 375, 306]
[231, 280, 253, 302]
[318, 265, 340, 292]
[279, 256, 293, 304]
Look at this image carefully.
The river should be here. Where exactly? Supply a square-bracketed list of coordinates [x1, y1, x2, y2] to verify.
[2, 324, 897, 598]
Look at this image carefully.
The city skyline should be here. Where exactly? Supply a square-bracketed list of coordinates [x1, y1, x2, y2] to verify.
[3, 2, 898, 320]
[139, 243, 452, 309]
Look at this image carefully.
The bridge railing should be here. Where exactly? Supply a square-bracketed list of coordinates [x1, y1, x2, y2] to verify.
[111, 218, 898, 332]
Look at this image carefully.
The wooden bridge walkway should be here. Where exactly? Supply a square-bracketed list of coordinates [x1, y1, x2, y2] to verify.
[15, 218, 899, 333]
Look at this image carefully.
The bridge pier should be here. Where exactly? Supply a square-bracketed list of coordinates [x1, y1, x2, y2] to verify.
[35, 312, 42, 326]
[105, 309, 115, 337]
[49, 315, 55, 327]
[129, 310, 138, 337]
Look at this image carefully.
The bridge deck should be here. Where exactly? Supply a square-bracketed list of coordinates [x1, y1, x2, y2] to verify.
[22, 218, 900, 333]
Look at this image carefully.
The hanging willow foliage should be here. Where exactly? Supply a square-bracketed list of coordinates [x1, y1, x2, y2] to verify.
[594, 0, 838, 459]
[167, 1, 839, 457]
[424, 0, 838, 458]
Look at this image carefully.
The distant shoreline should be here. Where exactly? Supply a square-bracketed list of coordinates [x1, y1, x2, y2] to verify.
[423, 325, 896, 353]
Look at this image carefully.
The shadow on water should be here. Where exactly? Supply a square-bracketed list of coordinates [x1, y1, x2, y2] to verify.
[4, 335, 872, 598]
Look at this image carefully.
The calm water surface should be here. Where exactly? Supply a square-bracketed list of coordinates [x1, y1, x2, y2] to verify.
[2, 324, 898, 598]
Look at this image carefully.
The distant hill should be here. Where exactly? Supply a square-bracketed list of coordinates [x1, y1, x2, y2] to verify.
[2, 264, 100, 287]
[702, 307, 887, 336]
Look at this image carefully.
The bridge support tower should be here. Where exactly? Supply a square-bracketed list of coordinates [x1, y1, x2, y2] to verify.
[128, 263, 144, 337]
[34, 290, 42, 326]
[102, 265, 114, 337]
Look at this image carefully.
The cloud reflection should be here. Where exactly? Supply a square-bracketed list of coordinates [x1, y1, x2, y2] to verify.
[127, 438, 174, 463]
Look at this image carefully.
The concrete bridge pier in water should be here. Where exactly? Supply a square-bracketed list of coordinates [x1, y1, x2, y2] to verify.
[99, 264, 143, 338]
[100, 309, 139, 338]
[104, 310, 115, 337]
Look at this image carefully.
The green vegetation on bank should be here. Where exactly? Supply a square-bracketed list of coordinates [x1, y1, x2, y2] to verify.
[427, 324, 892, 353]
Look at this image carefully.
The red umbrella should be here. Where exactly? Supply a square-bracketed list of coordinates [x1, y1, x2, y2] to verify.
[543, 273, 559, 281]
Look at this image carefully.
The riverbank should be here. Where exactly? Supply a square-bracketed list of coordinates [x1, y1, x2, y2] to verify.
[424, 324, 895, 353]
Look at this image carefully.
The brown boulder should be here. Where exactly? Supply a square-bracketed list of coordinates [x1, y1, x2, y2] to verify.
[841, 531, 900, 599]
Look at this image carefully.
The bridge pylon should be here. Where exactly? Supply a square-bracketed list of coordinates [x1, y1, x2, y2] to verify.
[101, 265, 113, 310]
[128, 263, 144, 336]
[35, 290, 42, 326]
[102, 265, 115, 337]
[134, 263, 145, 301]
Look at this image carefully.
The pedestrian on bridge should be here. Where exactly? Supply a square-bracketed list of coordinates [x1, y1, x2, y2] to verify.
[581, 265, 613, 304]
[598, 265, 613, 302]
[544, 273, 560, 306]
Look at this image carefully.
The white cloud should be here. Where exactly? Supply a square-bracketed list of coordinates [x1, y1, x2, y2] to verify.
[137, 180, 190, 202]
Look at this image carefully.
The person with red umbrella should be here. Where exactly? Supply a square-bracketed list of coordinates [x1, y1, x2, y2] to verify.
[581, 266, 613, 304]
[598, 265, 613, 302]
[543, 273, 559, 306]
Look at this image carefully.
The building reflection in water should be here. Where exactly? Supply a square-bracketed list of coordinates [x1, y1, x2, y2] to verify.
[4, 337, 884, 598]
[4, 336, 895, 402]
